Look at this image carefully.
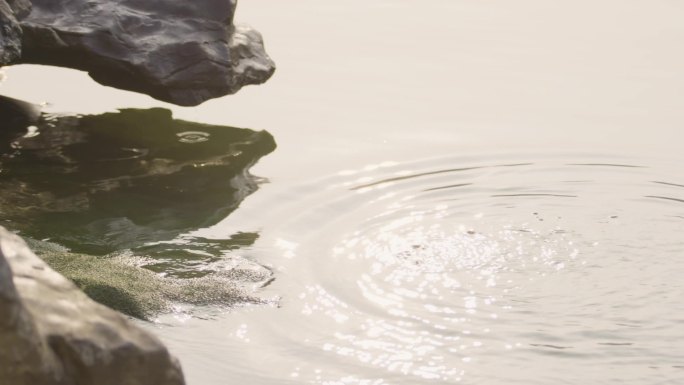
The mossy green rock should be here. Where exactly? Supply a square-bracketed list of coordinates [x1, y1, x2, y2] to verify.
[32, 240, 273, 320]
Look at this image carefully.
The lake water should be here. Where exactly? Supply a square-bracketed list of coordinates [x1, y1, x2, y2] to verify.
[2, 0, 684, 384]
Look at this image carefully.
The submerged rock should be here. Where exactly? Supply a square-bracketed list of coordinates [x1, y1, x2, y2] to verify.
[29, 239, 274, 320]
[18, 0, 275, 106]
[0, 226, 185, 385]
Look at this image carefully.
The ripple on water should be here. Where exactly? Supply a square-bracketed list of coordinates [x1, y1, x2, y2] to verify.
[232, 155, 684, 384]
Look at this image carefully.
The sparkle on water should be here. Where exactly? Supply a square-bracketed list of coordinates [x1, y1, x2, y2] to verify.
[150, 155, 684, 385]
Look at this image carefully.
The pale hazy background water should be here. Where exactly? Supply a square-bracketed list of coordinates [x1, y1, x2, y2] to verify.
[2, 0, 684, 384]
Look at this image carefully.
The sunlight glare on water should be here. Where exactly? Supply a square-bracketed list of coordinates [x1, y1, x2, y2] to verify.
[149, 155, 684, 385]
[284, 158, 684, 384]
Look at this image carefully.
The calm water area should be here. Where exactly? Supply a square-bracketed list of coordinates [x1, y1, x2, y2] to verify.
[1, 0, 684, 384]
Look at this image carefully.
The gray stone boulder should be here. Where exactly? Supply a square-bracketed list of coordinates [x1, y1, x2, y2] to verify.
[18, 0, 275, 106]
[0, 226, 185, 385]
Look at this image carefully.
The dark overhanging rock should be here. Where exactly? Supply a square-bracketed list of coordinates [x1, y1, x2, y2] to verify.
[14, 0, 275, 106]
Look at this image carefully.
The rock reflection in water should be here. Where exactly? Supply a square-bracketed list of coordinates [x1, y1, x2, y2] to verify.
[0, 95, 41, 151]
[0, 107, 276, 255]
[0, 105, 277, 318]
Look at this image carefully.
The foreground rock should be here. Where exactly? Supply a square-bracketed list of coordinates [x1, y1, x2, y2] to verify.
[0, 226, 185, 385]
[17, 0, 275, 106]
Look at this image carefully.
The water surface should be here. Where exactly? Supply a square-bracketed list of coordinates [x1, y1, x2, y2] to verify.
[151, 154, 684, 384]
[2, 0, 684, 384]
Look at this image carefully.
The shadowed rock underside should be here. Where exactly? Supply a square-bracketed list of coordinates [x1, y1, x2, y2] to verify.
[15, 0, 275, 105]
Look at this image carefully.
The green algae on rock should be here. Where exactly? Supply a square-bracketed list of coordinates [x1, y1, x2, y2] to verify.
[29, 239, 274, 320]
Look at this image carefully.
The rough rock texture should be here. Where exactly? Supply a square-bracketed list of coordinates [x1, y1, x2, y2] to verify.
[0, 226, 185, 385]
[18, 0, 275, 106]
[0, 0, 22, 65]
[7, 0, 30, 18]
[34, 244, 274, 320]
[0, 228, 61, 385]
